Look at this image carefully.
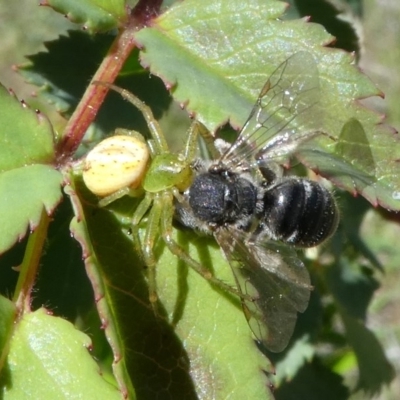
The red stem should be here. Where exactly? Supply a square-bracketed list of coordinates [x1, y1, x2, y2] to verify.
[56, 0, 165, 163]
[56, 23, 138, 162]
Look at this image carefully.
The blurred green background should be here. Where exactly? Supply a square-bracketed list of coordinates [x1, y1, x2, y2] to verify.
[0, 1, 399, 398]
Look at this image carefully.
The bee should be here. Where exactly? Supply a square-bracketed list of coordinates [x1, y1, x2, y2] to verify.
[175, 51, 339, 352]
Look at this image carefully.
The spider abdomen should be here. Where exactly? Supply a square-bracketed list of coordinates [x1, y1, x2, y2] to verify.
[83, 134, 150, 197]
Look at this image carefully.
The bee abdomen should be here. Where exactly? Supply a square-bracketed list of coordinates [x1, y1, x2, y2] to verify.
[262, 179, 338, 247]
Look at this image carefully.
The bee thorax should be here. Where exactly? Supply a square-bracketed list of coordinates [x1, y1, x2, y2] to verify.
[188, 171, 257, 225]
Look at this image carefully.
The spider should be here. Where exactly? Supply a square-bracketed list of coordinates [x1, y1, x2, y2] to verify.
[84, 82, 243, 307]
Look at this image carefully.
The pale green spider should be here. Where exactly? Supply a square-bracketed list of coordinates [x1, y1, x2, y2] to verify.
[86, 82, 241, 307]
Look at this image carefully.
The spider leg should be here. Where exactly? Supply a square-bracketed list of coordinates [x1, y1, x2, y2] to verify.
[98, 187, 131, 207]
[195, 120, 221, 159]
[141, 193, 163, 306]
[93, 81, 168, 153]
[131, 194, 153, 258]
[160, 191, 245, 299]
[182, 120, 199, 161]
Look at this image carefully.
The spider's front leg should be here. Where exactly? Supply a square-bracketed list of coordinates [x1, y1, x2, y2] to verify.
[131, 194, 153, 262]
[182, 120, 200, 162]
[93, 81, 168, 153]
[139, 193, 164, 307]
[160, 191, 244, 299]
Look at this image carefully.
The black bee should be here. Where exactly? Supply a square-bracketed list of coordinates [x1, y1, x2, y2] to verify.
[175, 52, 339, 352]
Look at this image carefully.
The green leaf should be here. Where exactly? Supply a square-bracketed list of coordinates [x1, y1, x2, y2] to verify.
[335, 118, 376, 176]
[134, 0, 400, 210]
[0, 85, 55, 169]
[32, 196, 94, 321]
[325, 257, 378, 321]
[0, 308, 121, 399]
[67, 179, 138, 399]
[135, 0, 331, 131]
[335, 192, 382, 271]
[297, 119, 400, 211]
[156, 232, 273, 400]
[274, 358, 349, 400]
[325, 260, 395, 394]
[17, 31, 114, 114]
[45, 0, 127, 33]
[272, 335, 315, 385]
[68, 173, 273, 399]
[0, 166, 63, 254]
[0, 85, 63, 254]
[341, 313, 395, 395]
[284, 0, 361, 53]
[0, 296, 17, 372]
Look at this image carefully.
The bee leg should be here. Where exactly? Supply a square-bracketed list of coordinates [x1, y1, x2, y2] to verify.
[160, 192, 245, 299]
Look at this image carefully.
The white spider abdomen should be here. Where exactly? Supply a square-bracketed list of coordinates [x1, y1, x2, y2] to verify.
[83, 134, 149, 196]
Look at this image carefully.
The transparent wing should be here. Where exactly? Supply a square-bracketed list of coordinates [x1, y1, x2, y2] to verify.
[215, 227, 312, 353]
[219, 51, 323, 170]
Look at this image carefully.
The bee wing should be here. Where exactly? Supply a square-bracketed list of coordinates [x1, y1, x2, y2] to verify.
[215, 227, 312, 353]
[220, 51, 323, 169]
